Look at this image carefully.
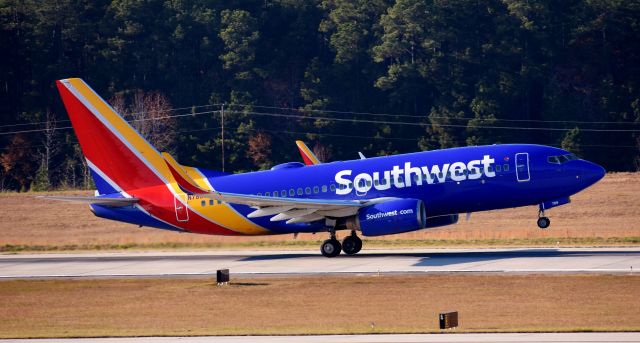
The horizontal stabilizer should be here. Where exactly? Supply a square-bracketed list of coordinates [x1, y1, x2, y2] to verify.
[37, 196, 139, 207]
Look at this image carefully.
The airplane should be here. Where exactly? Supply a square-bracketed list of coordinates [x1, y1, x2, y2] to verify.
[46, 78, 606, 257]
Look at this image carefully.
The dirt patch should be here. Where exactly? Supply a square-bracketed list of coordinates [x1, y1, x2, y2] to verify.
[0, 274, 638, 337]
[1, 173, 639, 250]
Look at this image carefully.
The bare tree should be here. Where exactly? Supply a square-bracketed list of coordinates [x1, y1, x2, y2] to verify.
[110, 90, 177, 153]
[32, 110, 57, 191]
[247, 132, 272, 168]
[313, 142, 331, 163]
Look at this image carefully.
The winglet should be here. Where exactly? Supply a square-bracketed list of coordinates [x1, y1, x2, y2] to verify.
[161, 152, 210, 194]
[295, 140, 321, 166]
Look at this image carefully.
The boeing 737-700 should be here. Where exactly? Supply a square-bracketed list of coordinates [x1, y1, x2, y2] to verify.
[46, 78, 606, 257]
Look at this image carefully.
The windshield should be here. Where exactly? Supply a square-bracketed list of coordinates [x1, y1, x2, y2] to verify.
[547, 153, 579, 164]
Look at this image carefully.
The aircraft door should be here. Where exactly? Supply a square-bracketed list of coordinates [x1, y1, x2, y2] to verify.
[174, 193, 189, 222]
[515, 153, 530, 182]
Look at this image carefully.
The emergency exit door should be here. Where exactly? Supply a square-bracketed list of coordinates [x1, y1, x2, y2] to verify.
[174, 194, 189, 222]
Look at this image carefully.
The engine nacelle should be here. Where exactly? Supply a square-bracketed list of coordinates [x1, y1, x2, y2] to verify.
[424, 214, 458, 228]
[344, 198, 426, 236]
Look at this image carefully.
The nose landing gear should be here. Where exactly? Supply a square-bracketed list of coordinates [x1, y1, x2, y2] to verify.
[537, 209, 550, 229]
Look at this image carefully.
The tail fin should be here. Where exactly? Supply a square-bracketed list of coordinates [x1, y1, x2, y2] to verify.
[56, 78, 172, 194]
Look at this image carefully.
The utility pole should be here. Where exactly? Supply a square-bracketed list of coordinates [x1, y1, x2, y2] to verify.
[221, 103, 225, 172]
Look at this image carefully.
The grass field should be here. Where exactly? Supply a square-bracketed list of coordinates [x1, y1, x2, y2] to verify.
[1, 173, 639, 252]
[0, 274, 638, 338]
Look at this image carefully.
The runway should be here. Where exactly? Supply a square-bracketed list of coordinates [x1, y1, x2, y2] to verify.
[1, 333, 639, 342]
[1, 247, 638, 279]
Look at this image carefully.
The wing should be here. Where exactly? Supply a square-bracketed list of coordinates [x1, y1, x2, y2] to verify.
[202, 191, 391, 224]
[37, 196, 139, 207]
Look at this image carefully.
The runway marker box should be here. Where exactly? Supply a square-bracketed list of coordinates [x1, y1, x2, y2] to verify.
[439, 311, 458, 329]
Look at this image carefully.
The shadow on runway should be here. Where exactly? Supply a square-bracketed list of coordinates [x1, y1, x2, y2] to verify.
[3, 249, 637, 267]
[240, 249, 640, 267]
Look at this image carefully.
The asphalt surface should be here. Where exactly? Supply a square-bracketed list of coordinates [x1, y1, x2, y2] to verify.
[1, 333, 639, 342]
[1, 248, 639, 279]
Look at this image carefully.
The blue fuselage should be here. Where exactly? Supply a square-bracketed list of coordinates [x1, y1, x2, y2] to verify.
[92, 144, 605, 235]
[201, 144, 604, 233]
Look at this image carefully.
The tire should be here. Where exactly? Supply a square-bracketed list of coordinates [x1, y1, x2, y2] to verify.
[321, 239, 341, 257]
[342, 235, 363, 255]
[537, 217, 550, 229]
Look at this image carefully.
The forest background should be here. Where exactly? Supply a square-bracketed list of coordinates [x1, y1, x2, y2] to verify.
[1, 0, 639, 191]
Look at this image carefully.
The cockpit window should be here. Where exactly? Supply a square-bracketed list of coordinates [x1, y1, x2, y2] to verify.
[548, 154, 579, 164]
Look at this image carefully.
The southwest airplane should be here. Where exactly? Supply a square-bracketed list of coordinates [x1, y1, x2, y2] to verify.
[47, 78, 606, 257]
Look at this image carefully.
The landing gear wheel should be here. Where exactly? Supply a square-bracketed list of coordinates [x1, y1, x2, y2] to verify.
[342, 234, 363, 255]
[321, 239, 342, 257]
[537, 216, 550, 229]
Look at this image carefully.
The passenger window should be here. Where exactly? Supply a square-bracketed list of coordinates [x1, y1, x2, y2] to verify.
[297, 188, 303, 195]
[366, 180, 372, 187]
[322, 185, 328, 192]
[289, 189, 295, 196]
[488, 166, 494, 173]
[330, 184, 336, 191]
[313, 186, 319, 194]
[217, 200, 222, 205]
[281, 190, 287, 197]
[413, 175, 420, 182]
[305, 187, 311, 195]
[374, 179, 379, 186]
[201, 200, 206, 207]
[503, 164, 509, 171]
[265, 192, 270, 196]
[209, 200, 214, 206]
[496, 165, 501, 172]
[273, 191, 278, 197]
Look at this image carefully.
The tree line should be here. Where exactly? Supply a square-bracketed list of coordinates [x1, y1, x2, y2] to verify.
[1, 0, 639, 191]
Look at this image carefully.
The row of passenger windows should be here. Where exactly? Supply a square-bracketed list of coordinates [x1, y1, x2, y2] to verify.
[548, 154, 579, 164]
[257, 184, 336, 197]
[251, 163, 511, 197]
[201, 199, 223, 207]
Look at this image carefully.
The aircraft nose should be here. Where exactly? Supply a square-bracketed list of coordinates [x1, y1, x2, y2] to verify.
[581, 160, 606, 186]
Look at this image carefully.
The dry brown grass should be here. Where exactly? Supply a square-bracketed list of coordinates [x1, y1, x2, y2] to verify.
[0, 274, 638, 338]
[1, 173, 639, 250]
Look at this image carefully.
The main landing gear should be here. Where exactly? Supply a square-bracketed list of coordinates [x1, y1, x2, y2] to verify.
[320, 230, 363, 257]
[537, 209, 551, 229]
[342, 231, 363, 255]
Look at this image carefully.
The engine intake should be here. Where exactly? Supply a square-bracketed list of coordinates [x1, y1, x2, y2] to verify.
[344, 198, 426, 236]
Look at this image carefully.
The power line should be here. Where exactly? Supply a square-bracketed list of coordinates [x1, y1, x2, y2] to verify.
[242, 103, 640, 125]
[3, 100, 639, 131]
[2, 107, 640, 137]
[224, 110, 640, 133]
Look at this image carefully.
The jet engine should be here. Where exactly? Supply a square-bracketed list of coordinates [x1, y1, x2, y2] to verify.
[342, 198, 426, 236]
